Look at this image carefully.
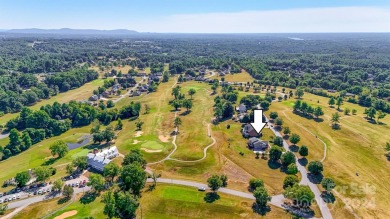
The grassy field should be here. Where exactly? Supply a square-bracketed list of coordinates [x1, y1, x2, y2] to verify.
[48, 194, 105, 219]
[0, 79, 104, 125]
[0, 126, 92, 192]
[172, 83, 214, 160]
[213, 70, 255, 82]
[139, 184, 292, 219]
[269, 89, 390, 219]
[12, 197, 68, 219]
[113, 77, 177, 162]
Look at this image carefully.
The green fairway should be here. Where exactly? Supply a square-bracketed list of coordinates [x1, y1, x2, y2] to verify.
[140, 184, 291, 219]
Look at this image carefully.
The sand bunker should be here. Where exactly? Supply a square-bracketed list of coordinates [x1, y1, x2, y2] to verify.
[133, 140, 141, 144]
[134, 131, 143, 137]
[54, 210, 78, 219]
[141, 148, 162, 153]
[158, 135, 169, 142]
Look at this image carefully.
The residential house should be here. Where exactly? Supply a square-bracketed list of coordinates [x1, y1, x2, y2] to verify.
[345, 93, 356, 98]
[327, 89, 337, 93]
[132, 90, 141, 96]
[137, 72, 147, 77]
[241, 124, 261, 138]
[247, 137, 269, 151]
[89, 95, 99, 101]
[236, 104, 247, 114]
[102, 91, 109, 98]
[86, 146, 119, 172]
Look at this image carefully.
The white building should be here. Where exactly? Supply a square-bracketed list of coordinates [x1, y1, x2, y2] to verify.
[87, 146, 119, 172]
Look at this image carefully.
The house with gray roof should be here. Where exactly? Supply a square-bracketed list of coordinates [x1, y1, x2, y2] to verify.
[241, 124, 261, 138]
[247, 137, 269, 151]
[87, 146, 119, 172]
[236, 104, 247, 114]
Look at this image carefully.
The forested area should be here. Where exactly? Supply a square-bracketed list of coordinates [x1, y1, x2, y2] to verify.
[0, 33, 389, 112]
[0, 101, 140, 160]
[0, 68, 98, 113]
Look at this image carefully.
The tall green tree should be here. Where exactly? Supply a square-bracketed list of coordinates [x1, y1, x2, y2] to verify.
[289, 133, 300, 145]
[207, 175, 222, 192]
[88, 173, 106, 193]
[188, 88, 196, 99]
[103, 163, 120, 183]
[15, 171, 31, 187]
[119, 163, 147, 196]
[122, 149, 147, 168]
[253, 186, 271, 208]
[49, 140, 69, 158]
[308, 161, 323, 175]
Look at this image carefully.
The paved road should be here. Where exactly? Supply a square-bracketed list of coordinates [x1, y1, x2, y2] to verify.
[148, 178, 320, 218]
[266, 116, 333, 219]
[2, 176, 89, 210]
[113, 78, 144, 103]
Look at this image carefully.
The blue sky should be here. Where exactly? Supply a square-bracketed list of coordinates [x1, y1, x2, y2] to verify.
[0, 0, 389, 32]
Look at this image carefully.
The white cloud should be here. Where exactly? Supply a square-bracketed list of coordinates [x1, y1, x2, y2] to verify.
[133, 7, 390, 33]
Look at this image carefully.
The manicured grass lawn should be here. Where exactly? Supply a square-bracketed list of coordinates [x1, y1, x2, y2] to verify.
[172, 82, 213, 160]
[12, 197, 68, 219]
[48, 194, 105, 219]
[270, 88, 390, 219]
[113, 77, 177, 162]
[0, 126, 92, 192]
[140, 184, 292, 219]
[141, 141, 165, 150]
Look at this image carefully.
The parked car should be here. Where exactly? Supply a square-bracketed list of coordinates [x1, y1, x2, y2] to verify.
[71, 183, 75, 187]
[12, 195, 16, 200]
[198, 187, 206, 191]
[16, 194, 20, 199]
[4, 198, 8, 202]
[0, 199, 3, 204]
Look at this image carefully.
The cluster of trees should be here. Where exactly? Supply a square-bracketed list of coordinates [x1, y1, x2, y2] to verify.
[0, 68, 98, 114]
[293, 100, 324, 119]
[364, 107, 387, 124]
[248, 178, 271, 209]
[14, 166, 57, 188]
[100, 149, 147, 218]
[169, 86, 194, 112]
[1, 101, 140, 160]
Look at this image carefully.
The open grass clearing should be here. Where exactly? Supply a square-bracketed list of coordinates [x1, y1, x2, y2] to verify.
[0, 126, 92, 192]
[140, 184, 292, 219]
[12, 197, 68, 219]
[270, 89, 390, 219]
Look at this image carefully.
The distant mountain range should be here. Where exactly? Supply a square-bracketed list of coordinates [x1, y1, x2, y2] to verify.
[2, 28, 138, 35]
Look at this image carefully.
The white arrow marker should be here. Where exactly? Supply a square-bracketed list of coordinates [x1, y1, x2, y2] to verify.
[250, 110, 267, 133]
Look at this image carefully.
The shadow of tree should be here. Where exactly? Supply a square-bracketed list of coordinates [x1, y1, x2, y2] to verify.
[42, 157, 60, 166]
[204, 192, 220, 203]
[58, 197, 71, 204]
[80, 192, 98, 204]
[307, 173, 323, 184]
[298, 158, 308, 166]
[321, 191, 336, 203]
[289, 145, 299, 152]
[331, 124, 341, 130]
[252, 203, 271, 216]
[180, 111, 191, 116]
[267, 160, 281, 169]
